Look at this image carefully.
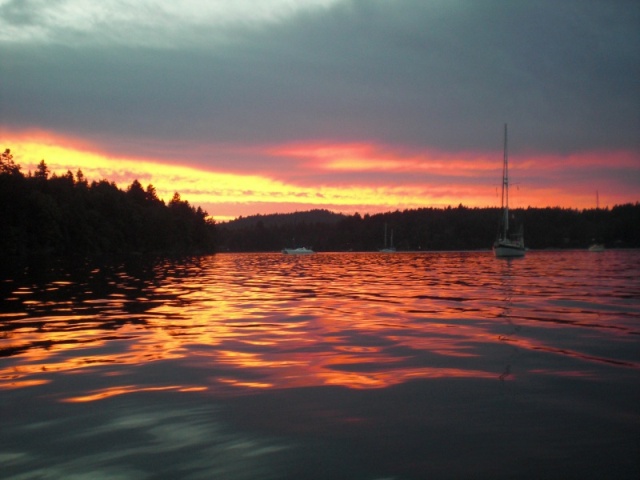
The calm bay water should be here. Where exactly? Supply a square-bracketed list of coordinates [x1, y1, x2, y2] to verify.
[1, 250, 639, 479]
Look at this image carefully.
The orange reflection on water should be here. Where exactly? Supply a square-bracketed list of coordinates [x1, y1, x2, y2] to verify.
[0, 378, 50, 390]
[217, 378, 274, 389]
[184, 338, 495, 391]
[63, 385, 208, 403]
[2, 251, 638, 399]
[0, 320, 187, 386]
[318, 367, 496, 389]
[0, 253, 509, 395]
[216, 349, 308, 369]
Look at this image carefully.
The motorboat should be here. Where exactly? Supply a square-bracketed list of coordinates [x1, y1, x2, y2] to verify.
[282, 247, 314, 254]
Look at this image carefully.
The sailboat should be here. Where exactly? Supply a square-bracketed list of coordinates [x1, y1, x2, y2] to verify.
[493, 124, 525, 258]
[588, 191, 605, 252]
[379, 223, 396, 252]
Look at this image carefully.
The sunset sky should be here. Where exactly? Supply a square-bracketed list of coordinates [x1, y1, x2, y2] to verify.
[1, 0, 638, 221]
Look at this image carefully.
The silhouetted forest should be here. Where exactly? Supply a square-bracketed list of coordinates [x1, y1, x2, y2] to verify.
[0, 149, 217, 261]
[218, 205, 640, 252]
[3, 148, 638, 258]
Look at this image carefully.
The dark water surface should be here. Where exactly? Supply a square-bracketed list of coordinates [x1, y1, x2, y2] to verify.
[1, 251, 639, 479]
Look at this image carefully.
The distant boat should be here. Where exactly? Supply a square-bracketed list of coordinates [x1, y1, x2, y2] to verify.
[493, 124, 525, 258]
[282, 247, 314, 255]
[379, 223, 396, 253]
[588, 191, 605, 252]
[588, 243, 605, 252]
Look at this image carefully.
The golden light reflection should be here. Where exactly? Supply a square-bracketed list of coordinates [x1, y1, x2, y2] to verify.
[63, 385, 207, 403]
[0, 379, 51, 389]
[216, 349, 307, 368]
[2, 229, 636, 400]
[319, 367, 495, 389]
[0, 321, 186, 383]
[218, 378, 274, 389]
[0, 299, 501, 396]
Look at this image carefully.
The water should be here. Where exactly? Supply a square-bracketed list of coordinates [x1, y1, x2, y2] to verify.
[1, 250, 639, 479]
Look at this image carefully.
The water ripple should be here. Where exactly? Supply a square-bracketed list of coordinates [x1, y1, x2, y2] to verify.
[1, 251, 639, 394]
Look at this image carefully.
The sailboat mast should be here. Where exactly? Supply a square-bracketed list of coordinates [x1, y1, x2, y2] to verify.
[502, 123, 509, 234]
[384, 223, 388, 249]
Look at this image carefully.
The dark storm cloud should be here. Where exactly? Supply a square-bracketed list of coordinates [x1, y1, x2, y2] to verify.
[1, 0, 639, 162]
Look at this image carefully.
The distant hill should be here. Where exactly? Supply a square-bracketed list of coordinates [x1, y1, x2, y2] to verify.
[223, 209, 346, 230]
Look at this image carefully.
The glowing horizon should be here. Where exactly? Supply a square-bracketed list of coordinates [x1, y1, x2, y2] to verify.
[2, 131, 637, 222]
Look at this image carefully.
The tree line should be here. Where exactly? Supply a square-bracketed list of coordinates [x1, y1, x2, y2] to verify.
[0, 149, 217, 262]
[3, 147, 637, 258]
[217, 204, 640, 252]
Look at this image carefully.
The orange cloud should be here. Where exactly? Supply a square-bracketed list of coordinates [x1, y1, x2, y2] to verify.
[269, 141, 497, 176]
[517, 150, 639, 171]
[2, 129, 637, 221]
[2, 133, 482, 219]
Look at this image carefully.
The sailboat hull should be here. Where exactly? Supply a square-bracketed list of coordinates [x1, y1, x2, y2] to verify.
[493, 241, 526, 258]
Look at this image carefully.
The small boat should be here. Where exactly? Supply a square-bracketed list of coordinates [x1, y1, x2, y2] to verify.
[588, 243, 605, 252]
[282, 247, 314, 255]
[493, 124, 525, 258]
[588, 192, 605, 252]
[379, 223, 396, 253]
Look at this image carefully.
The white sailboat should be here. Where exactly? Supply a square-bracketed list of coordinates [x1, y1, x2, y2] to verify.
[379, 223, 396, 253]
[588, 190, 605, 252]
[493, 124, 525, 258]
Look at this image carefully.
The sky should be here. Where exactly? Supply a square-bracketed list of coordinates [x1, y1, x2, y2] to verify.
[1, 0, 638, 221]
